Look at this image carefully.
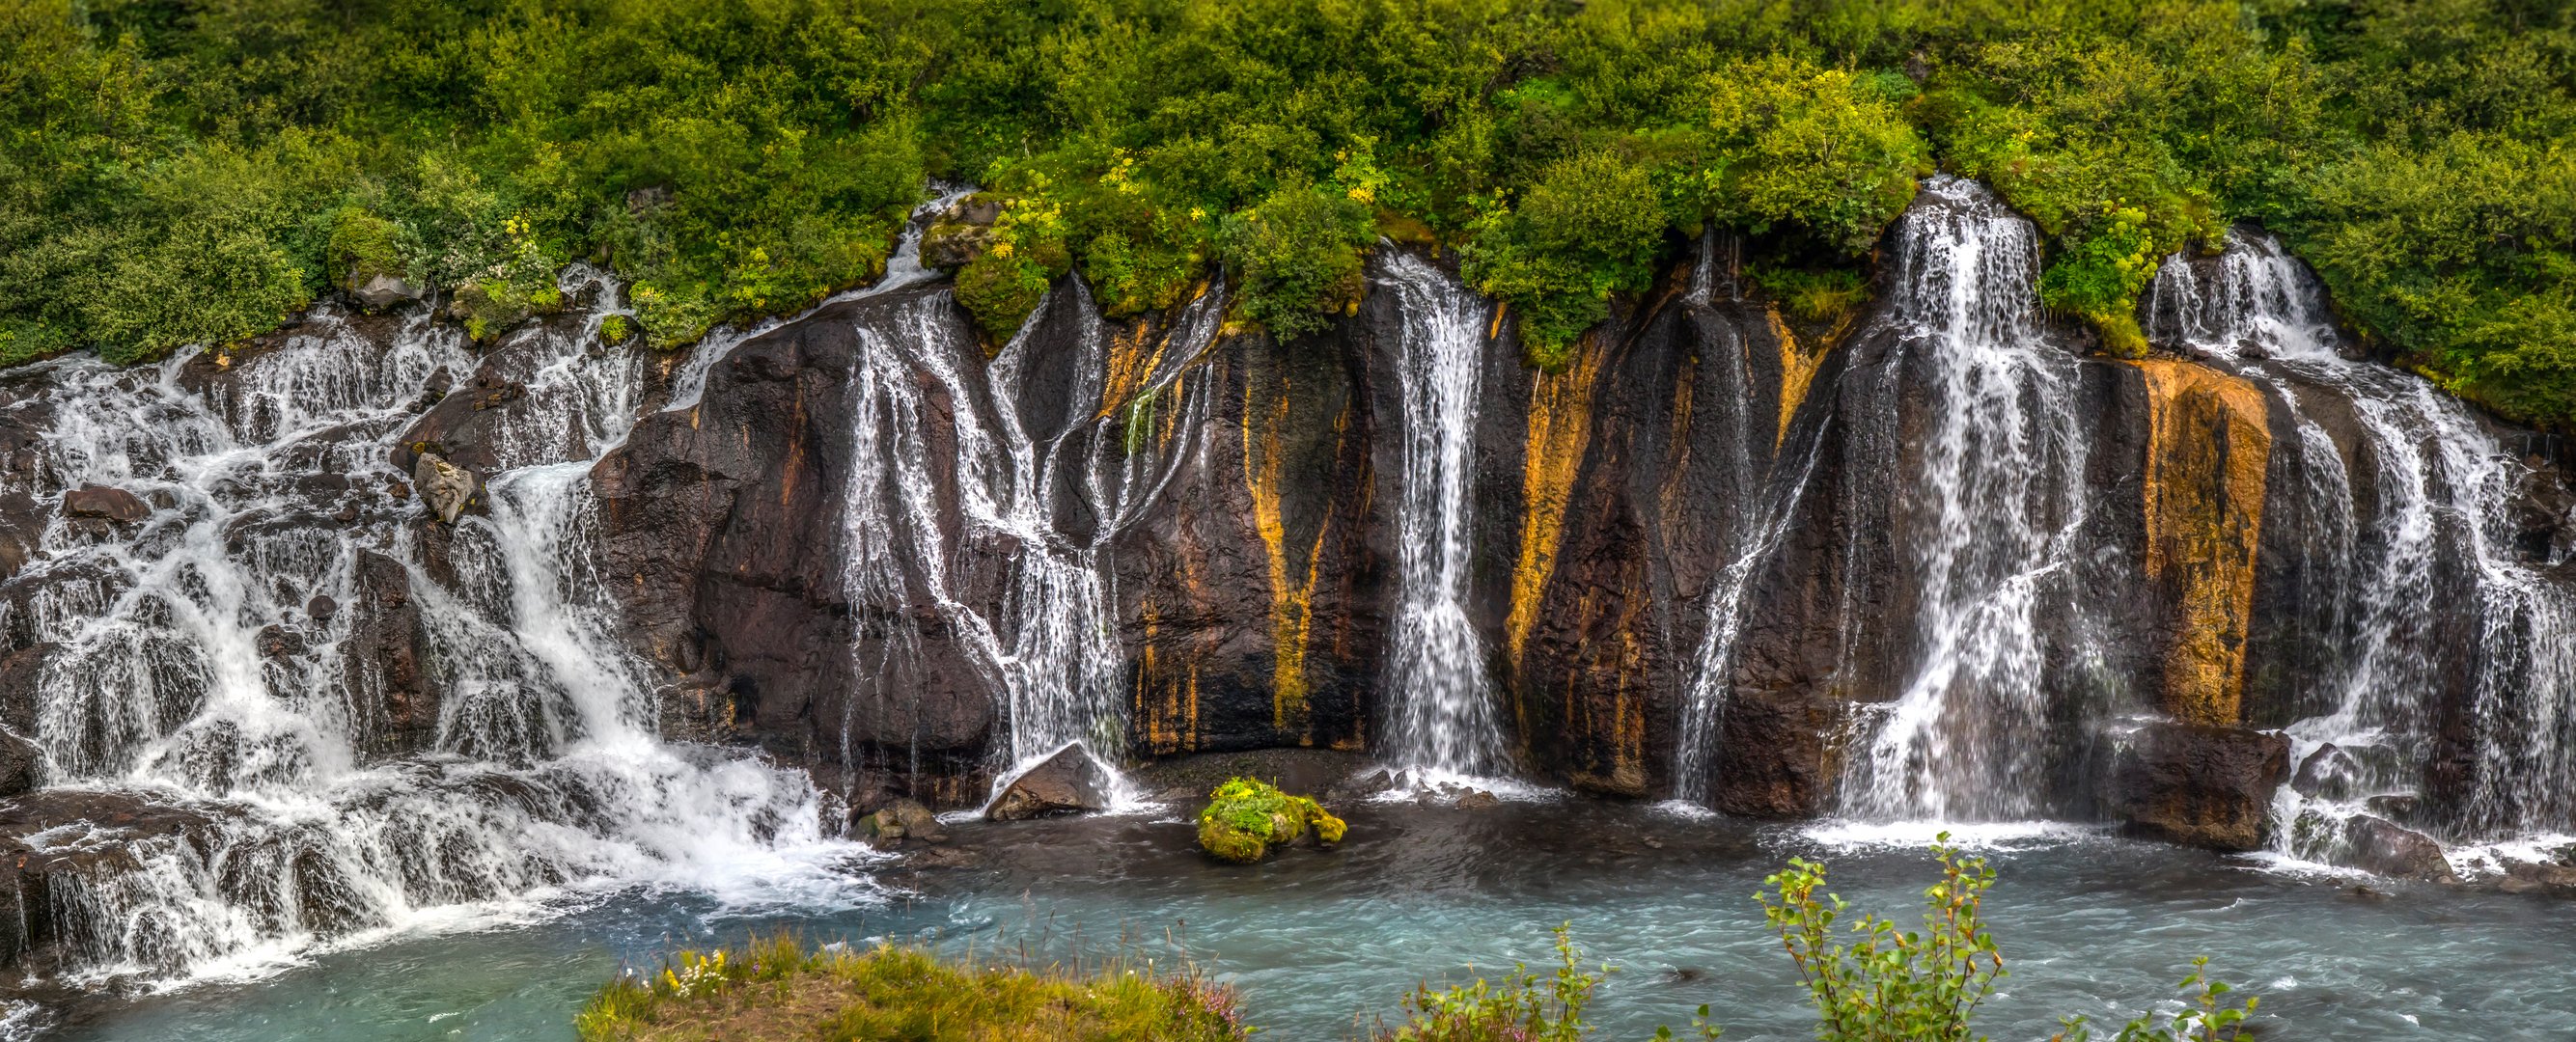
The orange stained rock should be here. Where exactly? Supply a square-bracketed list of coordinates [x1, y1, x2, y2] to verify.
[1242, 374, 1328, 736]
[1096, 319, 1167, 422]
[1770, 308, 1830, 451]
[1505, 333, 1602, 674]
[2131, 359, 2272, 727]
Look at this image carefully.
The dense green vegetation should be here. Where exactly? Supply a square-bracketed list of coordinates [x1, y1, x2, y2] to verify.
[573, 934, 1247, 1041]
[5, 0, 2570, 424]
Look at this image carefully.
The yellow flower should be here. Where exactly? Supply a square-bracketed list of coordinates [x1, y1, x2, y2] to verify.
[1346, 185, 1374, 204]
[1188, 206, 1205, 222]
[991, 240, 1014, 259]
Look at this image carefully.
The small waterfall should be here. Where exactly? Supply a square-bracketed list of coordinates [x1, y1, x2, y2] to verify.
[1833, 176, 2097, 821]
[834, 284, 1152, 805]
[0, 278, 851, 988]
[1376, 253, 1510, 779]
[2149, 233, 2576, 859]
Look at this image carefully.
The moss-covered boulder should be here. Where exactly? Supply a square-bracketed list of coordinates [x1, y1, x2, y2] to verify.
[1195, 777, 1345, 864]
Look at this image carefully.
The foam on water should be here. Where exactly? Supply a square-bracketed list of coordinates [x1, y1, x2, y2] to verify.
[0, 263, 877, 994]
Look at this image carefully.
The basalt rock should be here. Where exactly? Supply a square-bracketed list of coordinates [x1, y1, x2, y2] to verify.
[2339, 813, 2457, 883]
[62, 484, 149, 523]
[410, 452, 481, 523]
[353, 273, 428, 311]
[2113, 723, 2290, 851]
[0, 728, 40, 798]
[594, 284, 998, 804]
[344, 550, 434, 757]
[986, 745, 1110, 821]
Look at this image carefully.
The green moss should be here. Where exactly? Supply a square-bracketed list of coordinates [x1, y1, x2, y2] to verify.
[575, 934, 1245, 1041]
[1194, 777, 1346, 864]
[1750, 265, 1870, 325]
[599, 314, 633, 346]
[328, 206, 404, 288]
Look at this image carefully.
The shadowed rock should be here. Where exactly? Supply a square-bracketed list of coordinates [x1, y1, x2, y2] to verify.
[2113, 723, 2289, 851]
[987, 746, 1110, 821]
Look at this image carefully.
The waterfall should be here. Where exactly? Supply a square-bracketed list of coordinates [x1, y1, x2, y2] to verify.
[1376, 253, 1510, 779]
[833, 277, 1235, 807]
[0, 274, 854, 988]
[2149, 232, 2576, 859]
[1831, 176, 2097, 821]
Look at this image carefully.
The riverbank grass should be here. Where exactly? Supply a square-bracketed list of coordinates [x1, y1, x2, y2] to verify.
[575, 934, 1246, 1042]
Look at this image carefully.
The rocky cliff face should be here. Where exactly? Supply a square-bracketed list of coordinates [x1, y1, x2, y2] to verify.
[579, 181, 2573, 865]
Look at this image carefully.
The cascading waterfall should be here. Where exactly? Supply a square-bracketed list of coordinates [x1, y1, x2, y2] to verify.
[2147, 232, 2576, 860]
[1833, 176, 2097, 821]
[1377, 253, 1510, 779]
[0, 274, 855, 989]
[1672, 231, 1819, 805]
[834, 278, 1235, 805]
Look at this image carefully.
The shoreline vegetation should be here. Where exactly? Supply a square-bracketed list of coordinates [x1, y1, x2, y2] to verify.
[3, 1, 2570, 426]
[575, 838, 2259, 1041]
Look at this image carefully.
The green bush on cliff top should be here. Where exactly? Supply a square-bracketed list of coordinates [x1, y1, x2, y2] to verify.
[1196, 776, 1345, 863]
[4, 0, 2572, 425]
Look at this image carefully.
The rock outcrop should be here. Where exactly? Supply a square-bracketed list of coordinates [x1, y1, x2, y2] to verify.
[986, 746, 1109, 821]
[2112, 723, 2290, 851]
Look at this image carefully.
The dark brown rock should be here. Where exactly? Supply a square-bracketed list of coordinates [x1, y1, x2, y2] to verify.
[2340, 813, 2457, 883]
[2113, 723, 2290, 851]
[985, 746, 1109, 821]
[61, 485, 148, 523]
[344, 550, 434, 757]
[2291, 743, 2361, 799]
[2503, 859, 2576, 895]
[593, 283, 998, 808]
[0, 728, 40, 799]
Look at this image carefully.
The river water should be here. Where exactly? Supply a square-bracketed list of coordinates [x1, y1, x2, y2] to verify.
[55, 795, 2576, 1040]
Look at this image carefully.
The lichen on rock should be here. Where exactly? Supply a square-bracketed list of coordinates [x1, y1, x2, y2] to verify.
[1195, 777, 1345, 864]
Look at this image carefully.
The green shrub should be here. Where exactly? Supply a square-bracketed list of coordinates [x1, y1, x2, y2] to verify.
[1194, 776, 1345, 864]
[2, 0, 2571, 427]
[1219, 183, 1375, 343]
[1465, 150, 1669, 368]
[1760, 836, 2259, 1042]
[1372, 925, 1720, 1042]
[328, 206, 405, 288]
[1750, 266, 1870, 326]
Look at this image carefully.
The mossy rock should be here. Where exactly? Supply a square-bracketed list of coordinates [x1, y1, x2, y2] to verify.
[1195, 777, 1346, 864]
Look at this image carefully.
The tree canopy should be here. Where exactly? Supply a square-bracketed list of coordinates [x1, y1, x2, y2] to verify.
[4, 0, 2570, 424]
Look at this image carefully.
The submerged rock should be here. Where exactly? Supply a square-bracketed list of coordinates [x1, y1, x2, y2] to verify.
[2501, 860, 2576, 895]
[2112, 723, 2290, 851]
[986, 746, 1110, 821]
[858, 799, 947, 844]
[2339, 814, 2457, 883]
